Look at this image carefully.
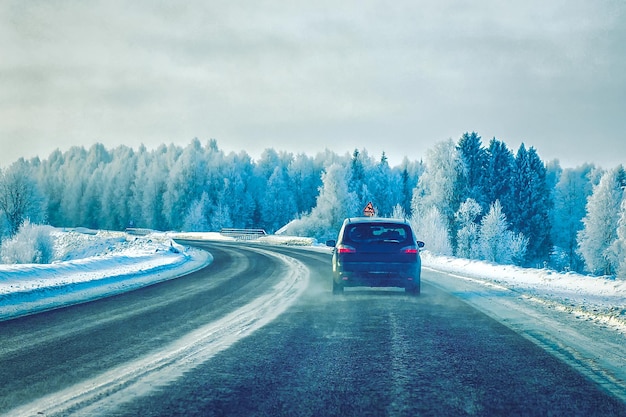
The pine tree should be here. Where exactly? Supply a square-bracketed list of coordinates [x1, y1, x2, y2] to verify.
[510, 144, 552, 266]
[484, 138, 514, 217]
[457, 132, 487, 210]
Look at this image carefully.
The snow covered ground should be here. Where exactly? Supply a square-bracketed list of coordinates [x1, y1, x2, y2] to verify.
[1, 230, 625, 335]
[0, 229, 212, 321]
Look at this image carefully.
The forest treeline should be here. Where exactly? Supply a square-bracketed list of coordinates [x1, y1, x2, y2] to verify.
[1, 133, 625, 278]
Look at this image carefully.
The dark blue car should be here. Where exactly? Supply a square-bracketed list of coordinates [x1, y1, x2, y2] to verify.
[327, 218, 425, 295]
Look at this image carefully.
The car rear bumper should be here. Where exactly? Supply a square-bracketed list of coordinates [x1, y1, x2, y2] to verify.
[333, 262, 420, 288]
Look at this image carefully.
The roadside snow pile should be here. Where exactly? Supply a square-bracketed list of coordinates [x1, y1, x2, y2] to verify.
[421, 251, 626, 331]
[0, 229, 211, 321]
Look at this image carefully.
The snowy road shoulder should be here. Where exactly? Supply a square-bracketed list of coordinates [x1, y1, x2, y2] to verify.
[0, 231, 212, 321]
[421, 251, 626, 334]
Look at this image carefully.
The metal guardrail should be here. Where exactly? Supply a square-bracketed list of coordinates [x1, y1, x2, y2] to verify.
[125, 228, 154, 236]
[220, 228, 267, 240]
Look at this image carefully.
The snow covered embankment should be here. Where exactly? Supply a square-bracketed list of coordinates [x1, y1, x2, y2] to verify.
[421, 251, 626, 334]
[0, 230, 212, 321]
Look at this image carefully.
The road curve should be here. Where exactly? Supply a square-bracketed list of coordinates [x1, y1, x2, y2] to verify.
[0, 242, 307, 416]
[1, 240, 626, 417]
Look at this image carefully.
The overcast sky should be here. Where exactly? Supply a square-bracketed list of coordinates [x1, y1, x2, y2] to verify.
[1, 0, 625, 169]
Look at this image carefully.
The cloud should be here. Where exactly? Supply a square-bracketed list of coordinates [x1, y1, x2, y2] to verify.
[1, 0, 625, 168]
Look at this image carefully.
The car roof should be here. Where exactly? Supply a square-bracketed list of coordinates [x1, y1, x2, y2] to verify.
[343, 217, 411, 226]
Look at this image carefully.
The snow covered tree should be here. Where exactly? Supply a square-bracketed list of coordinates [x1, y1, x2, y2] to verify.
[577, 165, 626, 275]
[478, 200, 527, 264]
[285, 163, 358, 241]
[610, 198, 626, 279]
[391, 203, 408, 220]
[509, 144, 552, 266]
[182, 192, 211, 232]
[411, 139, 463, 251]
[411, 206, 452, 255]
[396, 157, 423, 216]
[368, 152, 400, 217]
[222, 151, 256, 228]
[100, 145, 137, 230]
[455, 198, 482, 259]
[349, 148, 366, 206]
[57, 146, 90, 227]
[162, 139, 207, 230]
[0, 220, 55, 264]
[550, 164, 596, 272]
[288, 153, 323, 216]
[38, 149, 65, 226]
[261, 165, 298, 233]
[0, 159, 47, 236]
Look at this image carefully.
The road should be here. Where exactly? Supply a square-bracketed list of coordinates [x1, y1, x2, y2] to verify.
[1, 240, 625, 416]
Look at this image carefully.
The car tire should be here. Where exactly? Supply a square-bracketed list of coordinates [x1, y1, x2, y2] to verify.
[332, 279, 344, 294]
[405, 284, 420, 296]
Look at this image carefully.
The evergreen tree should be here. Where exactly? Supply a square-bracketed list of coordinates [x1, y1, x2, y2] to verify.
[484, 138, 514, 218]
[396, 157, 423, 216]
[457, 132, 487, 210]
[577, 165, 626, 275]
[510, 144, 552, 265]
[288, 153, 323, 216]
[38, 149, 65, 226]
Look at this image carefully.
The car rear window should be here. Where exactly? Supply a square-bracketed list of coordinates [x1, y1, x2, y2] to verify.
[344, 223, 411, 243]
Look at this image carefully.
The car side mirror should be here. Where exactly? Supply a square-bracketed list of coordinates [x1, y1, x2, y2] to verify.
[417, 241, 425, 248]
[326, 239, 336, 247]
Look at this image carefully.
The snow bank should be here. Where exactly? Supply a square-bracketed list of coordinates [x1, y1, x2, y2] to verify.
[0, 230, 212, 321]
[421, 251, 626, 331]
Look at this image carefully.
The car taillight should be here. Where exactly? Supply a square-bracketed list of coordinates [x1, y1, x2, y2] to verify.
[401, 246, 418, 254]
[337, 244, 356, 254]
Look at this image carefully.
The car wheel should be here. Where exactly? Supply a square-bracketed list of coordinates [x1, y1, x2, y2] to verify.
[405, 284, 420, 296]
[332, 279, 344, 294]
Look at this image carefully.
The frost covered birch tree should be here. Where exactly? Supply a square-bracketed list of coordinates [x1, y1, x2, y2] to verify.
[455, 198, 482, 259]
[0, 159, 46, 237]
[550, 164, 595, 272]
[411, 139, 463, 253]
[286, 163, 358, 241]
[577, 166, 626, 275]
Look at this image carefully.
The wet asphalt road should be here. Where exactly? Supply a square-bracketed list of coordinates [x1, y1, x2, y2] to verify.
[2, 241, 626, 416]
